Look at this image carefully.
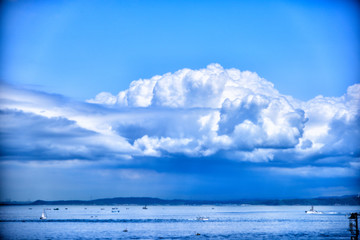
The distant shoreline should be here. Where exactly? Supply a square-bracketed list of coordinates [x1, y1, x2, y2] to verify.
[1, 195, 359, 206]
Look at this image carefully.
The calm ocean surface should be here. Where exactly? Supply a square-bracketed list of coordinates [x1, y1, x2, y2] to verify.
[0, 205, 359, 239]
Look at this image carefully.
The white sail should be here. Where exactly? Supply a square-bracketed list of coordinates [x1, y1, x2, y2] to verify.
[40, 209, 47, 220]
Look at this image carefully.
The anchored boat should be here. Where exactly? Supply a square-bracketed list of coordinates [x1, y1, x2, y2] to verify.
[305, 206, 322, 214]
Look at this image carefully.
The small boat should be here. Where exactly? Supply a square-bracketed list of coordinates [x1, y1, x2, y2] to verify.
[142, 206, 148, 210]
[40, 209, 47, 220]
[196, 216, 209, 221]
[305, 206, 322, 214]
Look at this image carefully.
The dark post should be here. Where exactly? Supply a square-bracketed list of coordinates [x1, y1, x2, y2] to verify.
[357, 213, 359, 236]
[349, 213, 359, 240]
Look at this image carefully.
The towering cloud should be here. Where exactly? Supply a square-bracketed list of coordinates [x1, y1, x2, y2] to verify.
[89, 63, 280, 108]
[1, 64, 359, 166]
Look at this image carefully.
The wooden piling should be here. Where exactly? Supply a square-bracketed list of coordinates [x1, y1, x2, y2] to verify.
[349, 213, 359, 240]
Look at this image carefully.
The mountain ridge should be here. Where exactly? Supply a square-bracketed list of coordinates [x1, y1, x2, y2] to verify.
[1, 195, 359, 206]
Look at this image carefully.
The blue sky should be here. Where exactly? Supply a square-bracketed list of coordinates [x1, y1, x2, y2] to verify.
[2, 0, 359, 100]
[0, 0, 359, 201]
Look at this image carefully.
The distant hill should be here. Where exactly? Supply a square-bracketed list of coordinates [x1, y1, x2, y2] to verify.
[1, 195, 359, 206]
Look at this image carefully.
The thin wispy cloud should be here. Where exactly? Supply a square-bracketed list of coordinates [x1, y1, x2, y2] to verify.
[266, 166, 358, 178]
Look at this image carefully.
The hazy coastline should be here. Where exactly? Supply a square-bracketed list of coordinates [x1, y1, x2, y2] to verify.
[2, 195, 359, 206]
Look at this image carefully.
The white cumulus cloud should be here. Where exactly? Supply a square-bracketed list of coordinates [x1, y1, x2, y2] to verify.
[1, 64, 359, 165]
[88, 63, 280, 108]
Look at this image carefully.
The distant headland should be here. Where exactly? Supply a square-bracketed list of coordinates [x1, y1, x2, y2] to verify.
[1, 195, 359, 206]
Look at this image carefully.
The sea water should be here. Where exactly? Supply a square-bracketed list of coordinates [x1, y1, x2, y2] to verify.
[0, 205, 359, 239]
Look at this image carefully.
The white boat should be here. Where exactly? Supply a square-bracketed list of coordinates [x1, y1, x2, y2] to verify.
[305, 206, 322, 214]
[196, 216, 209, 221]
[40, 209, 47, 220]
